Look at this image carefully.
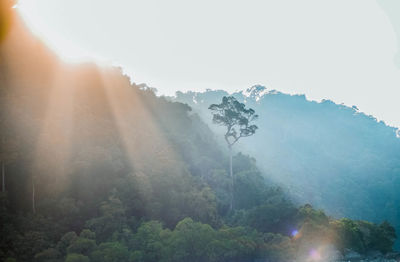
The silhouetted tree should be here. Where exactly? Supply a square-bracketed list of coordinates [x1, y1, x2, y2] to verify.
[209, 96, 258, 211]
[0, 103, 19, 193]
[0, 136, 18, 192]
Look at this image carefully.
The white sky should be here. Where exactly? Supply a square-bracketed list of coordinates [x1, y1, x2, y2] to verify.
[16, 0, 400, 127]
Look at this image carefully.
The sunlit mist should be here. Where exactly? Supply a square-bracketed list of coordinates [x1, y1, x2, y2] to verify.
[15, 0, 400, 127]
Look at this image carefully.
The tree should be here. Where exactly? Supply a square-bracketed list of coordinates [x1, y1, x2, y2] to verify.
[66, 237, 97, 256]
[168, 218, 215, 262]
[57, 232, 78, 256]
[0, 102, 19, 194]
[0, 136, 18, 192]
[34, 248, 61, 262]
[90, 242, 130, 262]
[65, 253, 90, 262]
[208, 96, 258, 211]
[373, 221, 396, 253]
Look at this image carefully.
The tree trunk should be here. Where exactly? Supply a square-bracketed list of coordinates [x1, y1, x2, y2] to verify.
[229, 146, 234, 212]
[32, 178, 36, 214]
[1, 161, 4, 192]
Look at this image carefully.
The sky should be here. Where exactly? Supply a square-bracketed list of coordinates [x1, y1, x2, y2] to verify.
[16, 0, 400, 127]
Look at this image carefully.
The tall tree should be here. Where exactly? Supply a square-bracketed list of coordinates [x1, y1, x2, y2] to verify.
[0, 132, 18, 193]
[209, 96, 258, 211]
[0, 75, 19, 194]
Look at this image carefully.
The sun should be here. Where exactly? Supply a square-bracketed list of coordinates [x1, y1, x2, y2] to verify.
[0, 0, 16, 42]
[15, 0, 106, 64]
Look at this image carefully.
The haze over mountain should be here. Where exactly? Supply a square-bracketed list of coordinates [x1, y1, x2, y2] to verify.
[173, 86, 400, 245]
[17, 0, 400, 128]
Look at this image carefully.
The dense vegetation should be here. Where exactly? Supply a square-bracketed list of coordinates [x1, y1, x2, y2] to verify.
[0, 68, 396, 261]
[174, 85, 400, 247]
[0, 10, 397, 262]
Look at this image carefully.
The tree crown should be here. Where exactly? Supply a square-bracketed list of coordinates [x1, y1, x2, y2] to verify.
[209, 96, 258, 147]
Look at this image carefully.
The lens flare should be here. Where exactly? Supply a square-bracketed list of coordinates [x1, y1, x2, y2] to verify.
[309, 248, 321, 261]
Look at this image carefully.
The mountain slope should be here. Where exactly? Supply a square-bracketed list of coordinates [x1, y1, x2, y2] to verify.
[173, 86, 400, 237]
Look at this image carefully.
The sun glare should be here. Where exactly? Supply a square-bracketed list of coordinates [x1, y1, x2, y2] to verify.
[16, 0, 107, 64]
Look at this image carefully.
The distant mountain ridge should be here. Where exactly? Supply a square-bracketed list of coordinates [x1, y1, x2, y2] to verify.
[172, 86, 400, 246]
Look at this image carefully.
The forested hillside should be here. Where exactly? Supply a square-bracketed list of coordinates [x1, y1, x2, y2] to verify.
[0, 10, 397, 262]
[173, 85, 400, 247]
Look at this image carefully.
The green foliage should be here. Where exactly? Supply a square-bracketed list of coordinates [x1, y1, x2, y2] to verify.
[376, 221, 396, 253]
[90, 242, 130, 262]
[130, 251, 143, 262]
[231, 200, 297, 234]
[85, 194, 126, 242]
[356, 220, 396, 253]
[331, 218, 365, 253]
[209, 96, 258, 146]
[34, 248, 61, 262]
[166, 218, 216, 262]
[129, 218, 267, 262]
[298, 204, 330, 226]
[131, 221, 164, 262]
[65, 253, 90, 262]
[57, 232, 78, 256]
[214, 226, 260, 262]
[0, 49, 397, 262]
[232, 154, 288, 210]
[176, 87, 400, 249]
[79, 229, 95, 240]
[202, 169, 230, 212]
[13, 231, 51, 261]
[66, 238, 97, 256]
[260, 233, 294, 262]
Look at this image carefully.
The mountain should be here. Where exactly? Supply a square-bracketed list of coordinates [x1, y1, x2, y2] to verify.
[0, 9, 397, 262]
[173, 85, 400, 243]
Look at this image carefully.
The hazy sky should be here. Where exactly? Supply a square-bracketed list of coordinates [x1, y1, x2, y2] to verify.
[17, 0, 400, 127]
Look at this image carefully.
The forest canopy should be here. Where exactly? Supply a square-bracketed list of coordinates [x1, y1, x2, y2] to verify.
[174, 86, 400, 249]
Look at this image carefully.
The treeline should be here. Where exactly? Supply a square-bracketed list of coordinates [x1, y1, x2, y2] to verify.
[2, 190, 395, 262]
